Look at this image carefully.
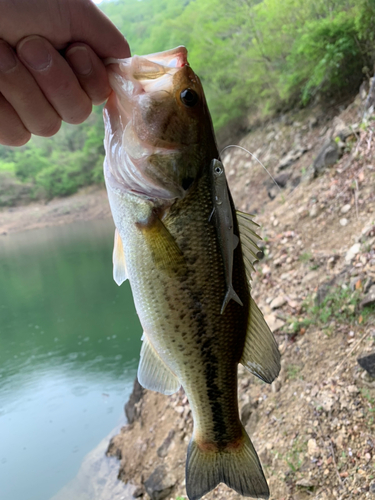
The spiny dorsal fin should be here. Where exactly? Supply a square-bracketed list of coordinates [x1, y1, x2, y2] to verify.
[113, 228, 127, 286]
[138, 333, 181, 395]
[240, 297, 281, 384]
[236, 210, 262, 282]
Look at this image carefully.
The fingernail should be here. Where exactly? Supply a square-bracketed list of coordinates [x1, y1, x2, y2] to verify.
[0, 42, 17, 73]
[18, 36, 51, 71]
[67, 46, 92, 76]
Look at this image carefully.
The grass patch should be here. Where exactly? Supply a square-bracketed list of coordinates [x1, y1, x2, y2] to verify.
[298, 252, 312, 263]
[285, 439, 306, 475]
[284, 284, 375, 335]
[286, 364, 302, 380]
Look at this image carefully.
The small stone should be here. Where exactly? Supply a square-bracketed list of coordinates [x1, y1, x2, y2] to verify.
[341, 204, 351, 214]
[302, 270, 318, 284]
[309, 205, 319, 218]
[264, 313, 285, 333]
[308, 438, 320, 458]
[347, 385, 359, 394]
[271, 380, 282, 393]
[240, 402, 253, 426]
[270, 295, 287, 309]
[345, 243, 361, 262]
[296, 478, 315, 488]
[340, 218, 348, 226]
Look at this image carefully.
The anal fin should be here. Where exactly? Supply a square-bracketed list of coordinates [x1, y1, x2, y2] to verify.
[113, 228, 127, 286]
[138, 333, 181, 395]
[240, 297, 280, 383]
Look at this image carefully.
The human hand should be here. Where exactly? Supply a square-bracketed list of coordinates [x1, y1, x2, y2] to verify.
[0, 0, 130, 146]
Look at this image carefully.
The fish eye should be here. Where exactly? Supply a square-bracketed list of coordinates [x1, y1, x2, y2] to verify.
[215, 166, 223, 174]
[180, 88, 199, 107]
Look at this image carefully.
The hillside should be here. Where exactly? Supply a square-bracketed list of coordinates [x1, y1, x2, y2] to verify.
[104, 88, 375, 500]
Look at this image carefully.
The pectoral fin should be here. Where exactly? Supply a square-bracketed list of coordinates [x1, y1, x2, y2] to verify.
[113, 228, 127, 286]
[137, 214, 186, 276]
[240, 297, 280, 383]
[138, 333, 181, 395]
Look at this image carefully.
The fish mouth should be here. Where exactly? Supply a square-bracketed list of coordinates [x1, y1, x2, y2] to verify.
[103, 46, 204, 202]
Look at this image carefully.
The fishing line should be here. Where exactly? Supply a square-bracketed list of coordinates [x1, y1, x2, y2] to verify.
[220, 145, 281, 192]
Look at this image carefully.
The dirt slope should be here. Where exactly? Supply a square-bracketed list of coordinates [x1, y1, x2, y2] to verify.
[107, 93, 375, 500]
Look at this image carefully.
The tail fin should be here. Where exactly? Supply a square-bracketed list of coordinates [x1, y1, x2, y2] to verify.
[221, 285, 243, 314]
[186, 426, 269, 500]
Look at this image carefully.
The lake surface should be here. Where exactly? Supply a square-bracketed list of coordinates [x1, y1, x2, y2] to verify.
[0, 220, 142, 500]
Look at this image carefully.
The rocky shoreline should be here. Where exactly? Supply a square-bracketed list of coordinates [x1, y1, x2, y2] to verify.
[0, 185, 111, 236]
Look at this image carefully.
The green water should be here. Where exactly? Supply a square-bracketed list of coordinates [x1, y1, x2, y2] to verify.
[0, 220, 142, 500]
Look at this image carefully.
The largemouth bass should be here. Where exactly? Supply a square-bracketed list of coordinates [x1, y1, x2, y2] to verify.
[103, 46, 280, 500]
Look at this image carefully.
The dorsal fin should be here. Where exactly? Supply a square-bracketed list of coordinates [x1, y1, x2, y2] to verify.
[138, 333, 181, 395]
[236, 210, 262, 282]
[240, 297, 281, 383]
[113, 228, 127, 285]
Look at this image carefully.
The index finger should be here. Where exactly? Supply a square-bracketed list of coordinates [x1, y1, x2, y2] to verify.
[69, 1, 131, 59]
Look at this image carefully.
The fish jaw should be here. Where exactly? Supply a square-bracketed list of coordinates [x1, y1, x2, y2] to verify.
[103, 46, 218, 204]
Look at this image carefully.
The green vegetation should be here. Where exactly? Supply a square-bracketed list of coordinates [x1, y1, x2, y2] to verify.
[299, 252, 313, 263]
[360, 388, 375, 428]
[285, 438, 306, 474]
[286, 284, 375, 334]
[1, 0, 375, 203]
[286, 364, 302, 380]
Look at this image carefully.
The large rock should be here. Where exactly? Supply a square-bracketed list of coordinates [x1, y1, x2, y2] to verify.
[315, 278, 336, 306]
[277, 147, 307, 171]
[360, 285, 375, 309]
[144, 465, 176, 500]
[125, 378, 144, 424]
[357, 353, 375, 378]
[331, 117, 352, 141]
[345, 243, 361, 263]
[313, 140, 341, 175]
[157, 430, 175, 458]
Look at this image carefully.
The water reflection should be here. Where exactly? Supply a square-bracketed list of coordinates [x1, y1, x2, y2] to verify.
[0, 220, 142, 500]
